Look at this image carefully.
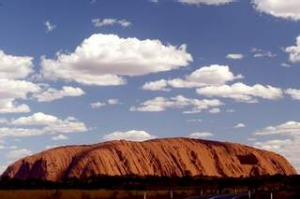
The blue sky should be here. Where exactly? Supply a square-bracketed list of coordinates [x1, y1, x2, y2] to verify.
[1, 0, 300, 173]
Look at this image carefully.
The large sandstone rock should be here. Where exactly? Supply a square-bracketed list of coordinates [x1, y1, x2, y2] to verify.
[1, 138, 297, 182]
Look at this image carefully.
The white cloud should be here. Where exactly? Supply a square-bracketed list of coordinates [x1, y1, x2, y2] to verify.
[251, 48, 276, 58]
[254, 121, 300, 136]
[0, 50, 34, 79]
[11, 112, 88, 134]
[0, 164, 8, 175]
[186, 65, 243, 86]
[149, 0, 158, 3]
[285, 88, 300, 100]
[92, 18, 132, 27]
[234, 123, 245, 128]
[226, 53, 244, 60]
[44, 20, 56, 32]
[103, 130, 156, 141]
[34, 86, 85, 102]
[45, 117, 87, 134]
[45, 145, 58, 150]
[281, 63, 291, 68]
[0, 50, 40, 113]
[190, 132, 214, 138]
[253, 120, 300, 172]
[107, 98, 120, 105]
[0, 51, 39, 112]
[252, 0, 300, 21]
[11, 112, 59, 126]
[142, 65, 243, 91]
[285, 36, 300, 63]
[142, 79, 170, 91]
[254, 139, 293, 151]
[197, 82, 283, 103]
[130, 95, 223, 113]
[0, 79, 41, 113]
[0, 127, 44, 138]
[91, 98, 121, 109]
[6, 148, 32, 159]
[91, 102, 106, 109]
[178, 0, 235, 6]
[52, 134, 68, 141]
[0, 79, 40, 100]
[0, 100, 30, 113]
[208, 108, 221, 114]
[254, 138, 300, 172]
[41, 34, 192, 86]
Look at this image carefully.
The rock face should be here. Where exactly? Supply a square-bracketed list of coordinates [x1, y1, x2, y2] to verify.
[1, 138, 297, 182]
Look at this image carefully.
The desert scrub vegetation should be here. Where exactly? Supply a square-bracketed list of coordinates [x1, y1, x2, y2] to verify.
[0, 189, 195, 199]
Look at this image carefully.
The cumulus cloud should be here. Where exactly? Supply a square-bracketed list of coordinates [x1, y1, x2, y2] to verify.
[0, 127, 44, 138]
[185, 65, 243, 86]
[130, 95, 223, 113]
[44, 20, 56, 32]
[142, 79, 170, 91]
[41, 34, 192, 86]
[92, 18, 131, 27]
[178, 0, 235, 6]
[12, 112, 59, 126]
[107, 98, 120, 105]
[0, 50, 34, 79]
[234, 123, 245, 128]
[0, 113, 86, 137]
[34, 86, 85, 102]
[285, 36, 300, 63]
[0, 50, 42, 113]
[190, 132, 214, 138]
[91, 102, 106, 109]
[252, 0, 300, 21]
[226, 53, 244, 60]
[208, 108, 221, 114]
[253, 120, 300, 172]
[52, 134, 68, 141]
[0, 79, 41, 113]
[103, 130, 156, 141]
[285, 88, 300, 100]
[11, 112, 88, 134]
[196, 82, 283, 103]
[45, 145, 58, 150]
[0, 79, 40, 100]
[255, 138, 300, 172]
[91, 98, 121, 109]
[254, 121, 300, 136]
[0, 100, 30, 113]
[142, 65, 243, 91]
[6, 148, 32, 159]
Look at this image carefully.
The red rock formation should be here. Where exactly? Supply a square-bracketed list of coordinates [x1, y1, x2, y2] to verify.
[1, 138, 297, 182]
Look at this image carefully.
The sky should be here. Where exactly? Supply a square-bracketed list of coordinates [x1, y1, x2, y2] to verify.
[0, 0, 300, 174]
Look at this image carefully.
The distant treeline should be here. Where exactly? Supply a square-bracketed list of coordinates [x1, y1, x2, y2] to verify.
[0, 174, 300, 191]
